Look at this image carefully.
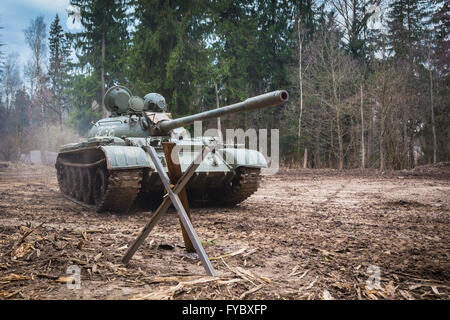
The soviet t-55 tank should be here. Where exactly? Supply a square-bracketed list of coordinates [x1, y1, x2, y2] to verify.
[56, 86, 288, 212]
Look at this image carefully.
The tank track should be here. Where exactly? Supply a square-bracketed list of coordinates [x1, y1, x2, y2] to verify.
[93, 170, 143, 212]
[215, 167, 261, 206]
[56, 159, 142, 213]
[57, 160, 259, 210]
[136, 167, 261, 208]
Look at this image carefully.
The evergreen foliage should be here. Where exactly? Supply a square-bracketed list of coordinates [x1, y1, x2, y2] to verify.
[0, 0, 448, 166]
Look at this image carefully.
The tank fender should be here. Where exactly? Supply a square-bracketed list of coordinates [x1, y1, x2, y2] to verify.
[218, 148, 267, 169]
[100, 145, 155, 170]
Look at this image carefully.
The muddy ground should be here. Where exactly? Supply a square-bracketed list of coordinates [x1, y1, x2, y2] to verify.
[0, 163, 449, 300]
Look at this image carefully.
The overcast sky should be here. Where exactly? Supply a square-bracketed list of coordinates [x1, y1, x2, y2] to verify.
[0, 0, 73, 67]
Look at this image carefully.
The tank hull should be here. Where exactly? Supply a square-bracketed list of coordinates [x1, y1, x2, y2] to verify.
[56, 139, 265, 212]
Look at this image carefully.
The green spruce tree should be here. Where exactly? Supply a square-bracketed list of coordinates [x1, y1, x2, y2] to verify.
[48, 14, 71, 127]
[387, 0, 431, 168]
[128, 0, 212, 118]
[387, 0, 430, 62]
[69, 0, 130, 118]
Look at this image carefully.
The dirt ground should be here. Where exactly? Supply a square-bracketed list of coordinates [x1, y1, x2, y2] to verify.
[0, 162, 449, 300]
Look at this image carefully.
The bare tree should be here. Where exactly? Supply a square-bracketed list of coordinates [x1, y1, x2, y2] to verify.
[427, 42, 437, 164]
[368, 60, 406, 171]
[360, 83, 366, 168]
[306, 25, 360, 170]
[297, 17, 306, 165]
[24, 16, 48, 152]
[2, 53, 21, 114]
[23, 16, 47, 99]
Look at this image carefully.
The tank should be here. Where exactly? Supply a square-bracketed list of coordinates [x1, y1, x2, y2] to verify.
[56, 85, 289, 212]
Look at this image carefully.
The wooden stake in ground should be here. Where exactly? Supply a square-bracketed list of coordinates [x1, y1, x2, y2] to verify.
[122, 145, 216, 276]
[162, 142, 194, 252]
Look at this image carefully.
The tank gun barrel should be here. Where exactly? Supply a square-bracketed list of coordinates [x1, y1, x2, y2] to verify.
[155, 90, 288, 135]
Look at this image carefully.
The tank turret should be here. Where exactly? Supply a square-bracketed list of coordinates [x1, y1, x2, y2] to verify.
[89, 86, 288, 138]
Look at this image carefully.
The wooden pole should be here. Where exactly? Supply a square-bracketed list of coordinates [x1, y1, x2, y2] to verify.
[122, 146, 210, 265]
[146, 146, 216, 276]
[162, 142, 195, 252]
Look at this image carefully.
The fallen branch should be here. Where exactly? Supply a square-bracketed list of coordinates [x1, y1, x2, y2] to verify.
[145, 275, 206, 284]
[4, 223, 43, 257]
[36, 273, 59, 280]
[221, 259, 256, 285]
[220, 259, 271, 285]
[0, 273, 31, 284]
[240, 284, 264, 299]
[131, 277, 218, 300]
[131, 275, 245, 300]
[198, 248, 247, 265]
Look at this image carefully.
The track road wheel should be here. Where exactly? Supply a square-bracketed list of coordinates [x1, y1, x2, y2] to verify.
[67, 167, 77, 198]
[74, 168, 83, 201]
[80, 168, 93, 204]
[62, 166, 71, 195]
[57, 166, 68, 195]
[211, 167, 261, 206]
[93, 167, 108, 210]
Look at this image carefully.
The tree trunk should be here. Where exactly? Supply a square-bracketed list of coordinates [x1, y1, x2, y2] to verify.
[297, 18, 304, 161]
[428, 46, 437, 164]
[214, 82, 223, 142]
[314, 114, 321, 168]
[101, 31, 107, 117]
[56, 84, 63, 129]
[336, 108, 344, 170]
[360, 84, 365, 169]
[368, 104, 374, 164]
[58, 109, 63, 129]
[329, 120, 334, 168]
[380, 126, 385, 171]
[380, 105, 386, 172]
[303, 148, 308, 168]
[331, 63, 343, 170]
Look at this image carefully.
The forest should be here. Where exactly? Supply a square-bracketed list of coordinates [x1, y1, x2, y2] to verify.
[0, 0, 448, 170]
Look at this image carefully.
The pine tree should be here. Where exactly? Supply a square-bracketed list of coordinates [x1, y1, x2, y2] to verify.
[209, 0, 294, 131]
[387, 0, 430, 63]
[48, 14, 71, 127]
[431, 0, 449, 81]
[387, 0, 431, 168]
[69, 0, 130, 116]
[128, 0, 212, 117]
[427, 0, 450, 163]
[210, 0, 259, 105]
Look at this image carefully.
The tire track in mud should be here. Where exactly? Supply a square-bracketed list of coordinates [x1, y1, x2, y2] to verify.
[320, 178, 353, 204]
